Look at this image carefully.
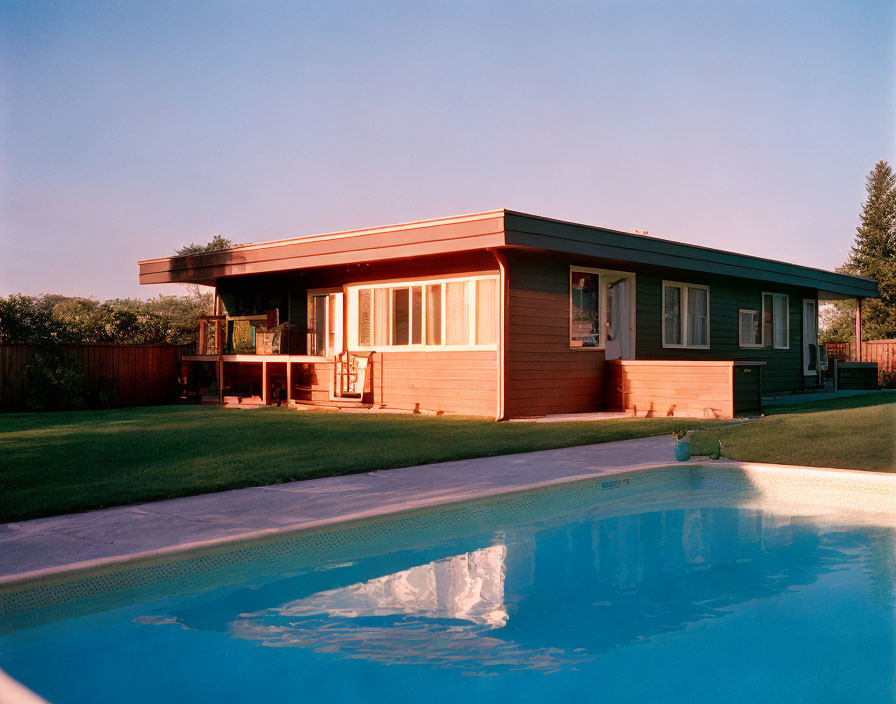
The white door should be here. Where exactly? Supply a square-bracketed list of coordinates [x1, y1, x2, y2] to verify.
[803, 298, 818, 375]
[605, 276, 634, 360]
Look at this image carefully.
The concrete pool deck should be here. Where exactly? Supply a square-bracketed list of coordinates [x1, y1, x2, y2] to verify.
[1, 435, 713, 582]
[2, 435, 893, 587]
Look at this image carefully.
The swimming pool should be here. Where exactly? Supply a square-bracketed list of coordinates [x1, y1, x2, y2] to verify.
[1, 466, 894, 703]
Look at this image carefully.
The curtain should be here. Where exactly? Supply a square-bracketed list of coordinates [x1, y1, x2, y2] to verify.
[687, 287, 708, 346]
[392, 288, 410, 345]
[663, 285, 681, 345]
[358, 289, 372, 347]
[476, 279, 498, 345]
[374, 288, 389, 346]
[445, 281, 468, 345]
[426, 284, 441, 345]
[773, 295, 788, 347]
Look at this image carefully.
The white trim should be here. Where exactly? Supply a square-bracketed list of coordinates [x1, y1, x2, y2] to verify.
[346, 274, 499, 352]
[762, 292, 790, 349]
[568, 266, 636, 353]
[661, 280, 711, 349]
[738, 308, 763, 348]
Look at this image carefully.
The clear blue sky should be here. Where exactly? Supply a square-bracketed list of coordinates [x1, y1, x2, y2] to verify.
[1, 0, 894, 300]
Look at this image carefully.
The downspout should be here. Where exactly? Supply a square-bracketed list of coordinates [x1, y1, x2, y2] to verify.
[488, 248, 510, 421]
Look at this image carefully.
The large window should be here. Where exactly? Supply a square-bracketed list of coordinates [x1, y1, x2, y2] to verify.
[348, 275, 499, 349]
[738, 309, 762, 347]
[762, 292, 789, 349]
[662, 281, 710, 349]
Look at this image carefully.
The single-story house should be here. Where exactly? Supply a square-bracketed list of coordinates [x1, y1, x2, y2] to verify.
[138, 209, 878, 419]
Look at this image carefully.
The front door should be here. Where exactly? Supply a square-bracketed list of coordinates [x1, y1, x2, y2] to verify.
[605, 276, 634, 360]
[803, 298, 818, 375]
[308, 290, 343, 357]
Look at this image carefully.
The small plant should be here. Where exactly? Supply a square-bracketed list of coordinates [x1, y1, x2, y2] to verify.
[671, 426, 690, 441]
[709, 440, 722, 460]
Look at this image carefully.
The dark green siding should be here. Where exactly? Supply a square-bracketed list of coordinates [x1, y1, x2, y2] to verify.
[634, 270, 815, 394]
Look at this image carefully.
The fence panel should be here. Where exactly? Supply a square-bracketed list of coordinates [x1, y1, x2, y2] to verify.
[0, 343, 183, 412]
[825, 339, 896, 372]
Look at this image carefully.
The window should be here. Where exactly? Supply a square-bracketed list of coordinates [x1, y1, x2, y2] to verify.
[662, 281, 710, 348]
[570, 271, 600, 347]
[739, 309, 762, 347]
[762, 293, 789, 349]
[569, 267, 635, 349]
[348, 275, 499, 349]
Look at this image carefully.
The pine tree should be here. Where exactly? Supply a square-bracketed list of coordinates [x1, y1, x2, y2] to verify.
[837, 161, 896, 340]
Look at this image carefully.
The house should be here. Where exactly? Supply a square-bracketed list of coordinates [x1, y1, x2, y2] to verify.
[138, 209, 878, 419]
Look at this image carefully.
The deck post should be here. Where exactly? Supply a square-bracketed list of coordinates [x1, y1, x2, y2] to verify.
[286, 361, 292, 406]
[262, 361, 268, 405]
[855, 297, 863, 362]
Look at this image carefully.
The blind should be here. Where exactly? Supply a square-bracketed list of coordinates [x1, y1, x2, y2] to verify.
[358, 289, 372, 347]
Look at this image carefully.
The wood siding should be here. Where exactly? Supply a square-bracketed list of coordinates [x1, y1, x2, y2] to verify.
[607, 360, 735, 419]
[371, 350, 497, 416]
[634, 271, 815, 394]
[0, 344, 182, 412]
[505, 251, 606, 417]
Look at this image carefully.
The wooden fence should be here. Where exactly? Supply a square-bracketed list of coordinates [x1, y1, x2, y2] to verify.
[0, 343, 183, 412]
[825, 339, 896, 372]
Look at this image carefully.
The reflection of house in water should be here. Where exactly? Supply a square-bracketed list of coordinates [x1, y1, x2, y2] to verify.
[272, 544, 508, 628]
[136, 507, 891, 675]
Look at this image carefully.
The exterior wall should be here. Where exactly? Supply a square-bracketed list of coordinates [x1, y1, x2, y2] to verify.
[505, 251, 606, 418]
[634, 270, 815, 394]
[372, 350, 497, 416]
[607, 360, 735, 419]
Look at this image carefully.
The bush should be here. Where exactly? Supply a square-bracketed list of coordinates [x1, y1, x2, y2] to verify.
[879, 370, 896, 389]
[25, 345, 86, 411]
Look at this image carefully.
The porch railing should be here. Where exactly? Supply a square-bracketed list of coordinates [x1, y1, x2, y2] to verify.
[195, 316, 302, 356]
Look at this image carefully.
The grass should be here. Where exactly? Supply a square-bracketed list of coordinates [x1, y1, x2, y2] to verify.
[691, 391, 896, 473]
[0, 406, 722, 523]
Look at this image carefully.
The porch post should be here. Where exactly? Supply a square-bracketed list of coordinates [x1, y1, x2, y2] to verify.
[262, 361, 268, 405]
[855, 297, 863, 362]
[286, 362, 292, 406]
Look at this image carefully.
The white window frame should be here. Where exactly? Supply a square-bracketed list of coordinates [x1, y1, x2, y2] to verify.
[662, 281, 710, 350]
[569, 266, 636, 351]
[762, 292, 790, 350]
[306, 287, 343, 358]
[738, 308, 763, 348]
[346, 274, 499, 352]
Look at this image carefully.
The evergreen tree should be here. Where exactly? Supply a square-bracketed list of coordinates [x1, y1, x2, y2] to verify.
[826, 161, 896, 341]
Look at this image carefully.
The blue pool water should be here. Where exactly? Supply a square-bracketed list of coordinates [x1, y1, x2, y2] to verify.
[1, 475, 894, 703]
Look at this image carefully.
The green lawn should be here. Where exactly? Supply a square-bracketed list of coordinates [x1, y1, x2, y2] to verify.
[691, 391, 896, 473]
[0, 406, 721, 523]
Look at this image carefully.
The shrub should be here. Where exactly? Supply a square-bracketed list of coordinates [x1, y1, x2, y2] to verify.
[879, 370, 896, 389]
[25, 345, 86, 411]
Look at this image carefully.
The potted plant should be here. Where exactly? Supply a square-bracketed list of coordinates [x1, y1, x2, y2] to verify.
[672, 427, 691, 462]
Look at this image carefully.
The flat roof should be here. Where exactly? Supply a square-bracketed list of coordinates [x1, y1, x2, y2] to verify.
[138, 208, 877, 298]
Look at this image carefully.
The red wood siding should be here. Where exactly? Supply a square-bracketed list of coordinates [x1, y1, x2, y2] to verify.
[505, 252, 606, 418]
[607, 360, 735, 419]
[372, 350, 497, 416]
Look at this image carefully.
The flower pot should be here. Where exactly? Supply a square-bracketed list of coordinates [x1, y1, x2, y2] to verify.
[673, 440, 691, 462]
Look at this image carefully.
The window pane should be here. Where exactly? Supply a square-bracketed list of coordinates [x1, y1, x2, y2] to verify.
[476, 279, 498, 345]
[774, 295, 788, 347]
[411, 287, 423, 345]
[663, 285, 681, 345]
[392, 288, 409, 345]
[358, 289, 372, 347]
[374, 288, 389, 346]
[312, 295, 327, 355]
[687, 287, 708, 346]
[445, 281, 469, 345]
[426, 284, 442, 345]
[571, 272, 600, 347]
[763, 294, 774, 346]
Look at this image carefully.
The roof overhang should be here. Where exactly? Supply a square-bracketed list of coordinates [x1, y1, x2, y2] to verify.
[138, 209, 878, 299]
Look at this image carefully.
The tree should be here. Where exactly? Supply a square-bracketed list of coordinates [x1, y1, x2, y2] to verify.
[175, 234, 233, 256]
[823, 161, 896, 341]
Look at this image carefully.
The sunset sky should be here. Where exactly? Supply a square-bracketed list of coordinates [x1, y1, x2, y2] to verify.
[1, 0, 894, 300]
